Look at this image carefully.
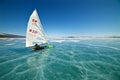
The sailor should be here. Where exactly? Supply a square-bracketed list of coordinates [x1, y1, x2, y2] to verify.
[33, 44, 45, 50]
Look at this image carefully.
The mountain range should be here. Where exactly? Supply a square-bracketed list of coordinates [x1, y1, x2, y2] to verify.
[0, 33, 25, 38]
[0, 33, 120, 38]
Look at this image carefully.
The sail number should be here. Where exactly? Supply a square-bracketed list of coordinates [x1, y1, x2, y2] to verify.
[29, 29, 38, 34]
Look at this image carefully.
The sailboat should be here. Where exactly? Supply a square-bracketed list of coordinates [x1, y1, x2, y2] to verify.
[26, 9, 48, 49]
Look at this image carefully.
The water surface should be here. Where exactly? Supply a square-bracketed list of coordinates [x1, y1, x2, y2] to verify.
[0, 38, 120, 80]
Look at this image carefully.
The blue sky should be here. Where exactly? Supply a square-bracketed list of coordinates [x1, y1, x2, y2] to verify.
[0, 0, 120, 36]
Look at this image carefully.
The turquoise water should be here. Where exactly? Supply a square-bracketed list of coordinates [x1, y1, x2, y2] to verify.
[0, 38, 120, 80]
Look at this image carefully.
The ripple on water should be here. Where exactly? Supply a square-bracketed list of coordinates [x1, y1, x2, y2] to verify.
[0, 39, 120, 80]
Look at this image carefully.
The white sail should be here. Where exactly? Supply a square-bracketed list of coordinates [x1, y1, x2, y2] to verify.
[26, 9, 48, 47]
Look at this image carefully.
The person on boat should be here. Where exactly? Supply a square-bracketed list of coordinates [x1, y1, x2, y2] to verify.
[33, 44, 46, 50]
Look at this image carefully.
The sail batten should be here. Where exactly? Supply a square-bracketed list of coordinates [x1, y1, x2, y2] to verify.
[26, 9, 47, 47]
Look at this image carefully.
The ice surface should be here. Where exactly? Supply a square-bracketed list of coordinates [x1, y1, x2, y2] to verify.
[0, 38, 120, 80]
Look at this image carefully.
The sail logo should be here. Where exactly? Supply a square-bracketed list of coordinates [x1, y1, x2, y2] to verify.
[29, 29, 38, 34]
[32, 19, 39, 27]
[32, 19, 37, 23]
